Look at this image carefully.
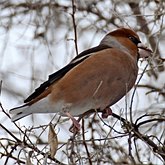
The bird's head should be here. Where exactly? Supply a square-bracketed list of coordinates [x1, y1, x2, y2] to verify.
[100, 28, 152, 59]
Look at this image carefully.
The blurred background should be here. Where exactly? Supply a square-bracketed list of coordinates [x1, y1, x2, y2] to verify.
[0, 0, 165, 164]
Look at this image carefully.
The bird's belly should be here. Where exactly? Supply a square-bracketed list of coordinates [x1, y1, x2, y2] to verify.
[49, 78, 135, 117]
[59, 101, 94, 116]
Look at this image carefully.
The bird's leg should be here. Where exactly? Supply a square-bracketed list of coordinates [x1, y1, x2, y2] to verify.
[101, 107, 112, 118]
[64, 112, 81, 133]
[69, 109, 95, 133]
[67, 108, 112, 133]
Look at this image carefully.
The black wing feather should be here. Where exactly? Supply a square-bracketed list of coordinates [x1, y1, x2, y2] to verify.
[24, 44, 110, 103]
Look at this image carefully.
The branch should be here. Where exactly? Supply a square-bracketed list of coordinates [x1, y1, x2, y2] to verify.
[71, 0, 79, 56]
[111, 112, 165, 162]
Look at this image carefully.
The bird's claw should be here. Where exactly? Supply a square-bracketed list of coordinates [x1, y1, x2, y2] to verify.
[101, 107, 112, 118]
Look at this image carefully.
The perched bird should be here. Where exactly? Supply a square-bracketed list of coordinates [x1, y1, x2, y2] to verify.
[10, 28, 152, 132]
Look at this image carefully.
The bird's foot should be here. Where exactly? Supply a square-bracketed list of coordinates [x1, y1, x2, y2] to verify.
[65, 108, 112, 133]
[69, 123, 81, 133]
[101, 107, 112, 118]
[65, 112, 81, 133]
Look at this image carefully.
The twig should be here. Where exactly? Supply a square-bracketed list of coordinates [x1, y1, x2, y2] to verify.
[71, 0, 78, 56]
[82, 118, 92, 165]
[129, 64, 149, 123]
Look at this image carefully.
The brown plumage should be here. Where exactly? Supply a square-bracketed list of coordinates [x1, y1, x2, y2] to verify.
[10, 28, 152, 131]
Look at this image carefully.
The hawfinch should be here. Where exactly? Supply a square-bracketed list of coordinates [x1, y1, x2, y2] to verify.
[10, 28, 152, 131]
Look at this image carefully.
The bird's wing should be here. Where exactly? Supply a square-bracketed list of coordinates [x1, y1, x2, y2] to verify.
[24, 44, 111, 103]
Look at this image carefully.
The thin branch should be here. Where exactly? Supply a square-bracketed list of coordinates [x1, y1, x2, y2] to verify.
[82, 118, 92, 165]
[136, 118, 165, 128]
[129, 63, 149, 124]
[71, 0, 78, 56]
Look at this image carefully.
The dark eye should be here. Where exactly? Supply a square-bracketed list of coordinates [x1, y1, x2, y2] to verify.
[128, 36, 141, 45]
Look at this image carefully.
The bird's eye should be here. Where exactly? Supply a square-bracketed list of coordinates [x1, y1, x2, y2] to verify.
[128, 36, 140, 45]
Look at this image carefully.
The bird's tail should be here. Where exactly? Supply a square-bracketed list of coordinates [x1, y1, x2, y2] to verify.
[9, 105, 31, 122]
[10, 97, 58, 121]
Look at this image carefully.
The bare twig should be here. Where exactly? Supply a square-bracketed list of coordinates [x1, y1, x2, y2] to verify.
[71, 0, 79, 56]
[82, 118, 92, 165]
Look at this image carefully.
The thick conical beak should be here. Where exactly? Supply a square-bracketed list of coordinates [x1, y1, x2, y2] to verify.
[138, 43, 153, 58]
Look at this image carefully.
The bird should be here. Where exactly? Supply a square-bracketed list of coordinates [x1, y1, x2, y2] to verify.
[10, 28, 152, 132]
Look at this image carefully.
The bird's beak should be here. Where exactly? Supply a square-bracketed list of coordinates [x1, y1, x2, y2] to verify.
[137, 43, 153, 58]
